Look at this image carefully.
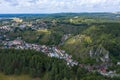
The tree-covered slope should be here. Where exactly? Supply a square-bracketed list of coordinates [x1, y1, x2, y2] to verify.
[0, 49, 109, 80]
[62, 23, 120, 64]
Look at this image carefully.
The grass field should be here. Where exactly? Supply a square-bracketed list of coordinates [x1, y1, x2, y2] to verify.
[0, 73, 40, 80]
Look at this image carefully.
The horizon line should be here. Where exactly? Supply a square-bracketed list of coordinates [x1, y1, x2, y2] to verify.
[0, 11, 120, 14]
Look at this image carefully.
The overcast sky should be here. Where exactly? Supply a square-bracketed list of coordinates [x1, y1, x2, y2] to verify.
[0, 0, 120, 13]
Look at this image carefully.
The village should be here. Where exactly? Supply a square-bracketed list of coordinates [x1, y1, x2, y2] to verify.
[1, 38, 78, 66]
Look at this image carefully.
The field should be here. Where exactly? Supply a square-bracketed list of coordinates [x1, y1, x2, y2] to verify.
[0, 73, 40, 80]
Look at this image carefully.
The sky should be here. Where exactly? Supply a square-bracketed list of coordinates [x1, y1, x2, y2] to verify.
[0, 0, 120, 13]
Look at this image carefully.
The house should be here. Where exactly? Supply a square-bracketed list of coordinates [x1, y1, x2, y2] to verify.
[48, 52, 59, 58]
[0, 26, 11, 31]
[100, 67, 106, 73]
[117, 62, 120, 65]
[12, 39, 23, 45]
[19, 24, 26, 29]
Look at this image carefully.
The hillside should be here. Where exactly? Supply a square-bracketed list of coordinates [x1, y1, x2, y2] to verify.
[62, 23, 120, 64]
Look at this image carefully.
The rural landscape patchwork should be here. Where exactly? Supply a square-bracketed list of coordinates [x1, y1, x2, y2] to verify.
[0, 0, 120, 80]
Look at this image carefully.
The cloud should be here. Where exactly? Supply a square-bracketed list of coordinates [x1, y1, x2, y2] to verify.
[0, 0, 120, 13]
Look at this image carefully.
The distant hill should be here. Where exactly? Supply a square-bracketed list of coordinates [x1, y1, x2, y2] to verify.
[0, 13, 120, 19]
[0, 14, 50, 18]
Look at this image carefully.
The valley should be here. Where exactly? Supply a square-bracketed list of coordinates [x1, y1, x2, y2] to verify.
[0, 13, 120, 80]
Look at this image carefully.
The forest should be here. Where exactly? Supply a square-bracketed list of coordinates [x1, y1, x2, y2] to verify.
[0, 49, 120, 80]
